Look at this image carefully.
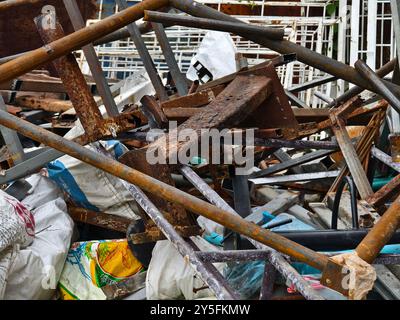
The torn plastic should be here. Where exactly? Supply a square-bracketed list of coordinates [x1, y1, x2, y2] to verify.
[331, 252, 377, 300]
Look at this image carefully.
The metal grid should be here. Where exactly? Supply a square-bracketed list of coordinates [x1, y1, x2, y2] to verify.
[79, 0, 339, 107]
[349, 0, 395, 70]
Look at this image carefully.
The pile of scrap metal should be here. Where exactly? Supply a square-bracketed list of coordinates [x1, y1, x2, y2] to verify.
[2, 0, 400, 301]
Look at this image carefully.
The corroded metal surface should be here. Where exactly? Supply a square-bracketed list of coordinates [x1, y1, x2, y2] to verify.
[0, 0, 168, 84]
[367, 174, 400, 210]
[0, 109, 331, 274]
[0, 0, 98, 60]
[36, 16, 139, 142]
[146, 69, 273, 164]
[36, 16, 104, 137]
[120, 148, 200, 243]
[357, 194, 400, 264]
[144, 10, 285, 40]
[68, 206, 132, 233]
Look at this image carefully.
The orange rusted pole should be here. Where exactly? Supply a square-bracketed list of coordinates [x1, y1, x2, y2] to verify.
[0, 0, 168, 84]
[35, 16, 104, 138]
[356, 194, 400, 263]
[0, 107, 330, 271]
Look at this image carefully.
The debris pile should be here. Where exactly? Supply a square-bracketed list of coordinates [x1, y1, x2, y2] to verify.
[1, 0, 400, 301]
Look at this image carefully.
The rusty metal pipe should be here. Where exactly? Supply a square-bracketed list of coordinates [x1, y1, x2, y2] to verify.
[355, 59, 400, 115]
[0, 0, 169, 84]
[0, 108, 329, 271]
[356, 193, 400, 263]
[328, 58, 396, 108]
[94, 22, 153, 46]
[35, 16, 104, 137]
[143, 10, 285, 40]
[0, 0, 43, 12]
[169, 0, 400, 97]
[0, 21, 153, 66]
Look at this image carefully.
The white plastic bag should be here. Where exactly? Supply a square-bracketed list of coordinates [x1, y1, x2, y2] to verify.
[146, 236, 225, 300]
[187, 31, 237, 83]
[1, 174, 74, 300]
[0, 187, 35, 299]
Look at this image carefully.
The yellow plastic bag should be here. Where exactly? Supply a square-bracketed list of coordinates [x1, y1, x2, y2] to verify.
[59, 239, 143, 300]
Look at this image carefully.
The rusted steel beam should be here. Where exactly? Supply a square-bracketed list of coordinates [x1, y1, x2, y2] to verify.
[169, 0, 400, 97]
[143, 10, 285, 40]
[161, 85, 225, 109]
[147, 70, 273, 163]
[163, 107, 200, 122]
[367, 174, 400, 210]
[328, 58, 396, 108]
[328, 110, 385, 195]
[68, 206, 132, 233]
[63, 0, 120, 117]
[36, 16, 104, 134]
[116, 0, 168, 102]
[35, 16, 106, 138]
[15, 96, 72, 113]
[356, 193, 400, 264]
[238, 62, 299, 137]
[164, 95, 315, 130]
[330, 114, 374, 200]
[0, 109, 344, 287]
[35, 16, 137, 142]
[355, 59, 400, 115]
[194, 55, 295, 93]
[0, 0, 168, 84]
[140, 95, 168, 129]
[151, 22, 188, 96]
[328, 96, 375, 200]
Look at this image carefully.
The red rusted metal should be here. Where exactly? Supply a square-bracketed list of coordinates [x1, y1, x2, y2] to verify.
[36, 16, 138, 143]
